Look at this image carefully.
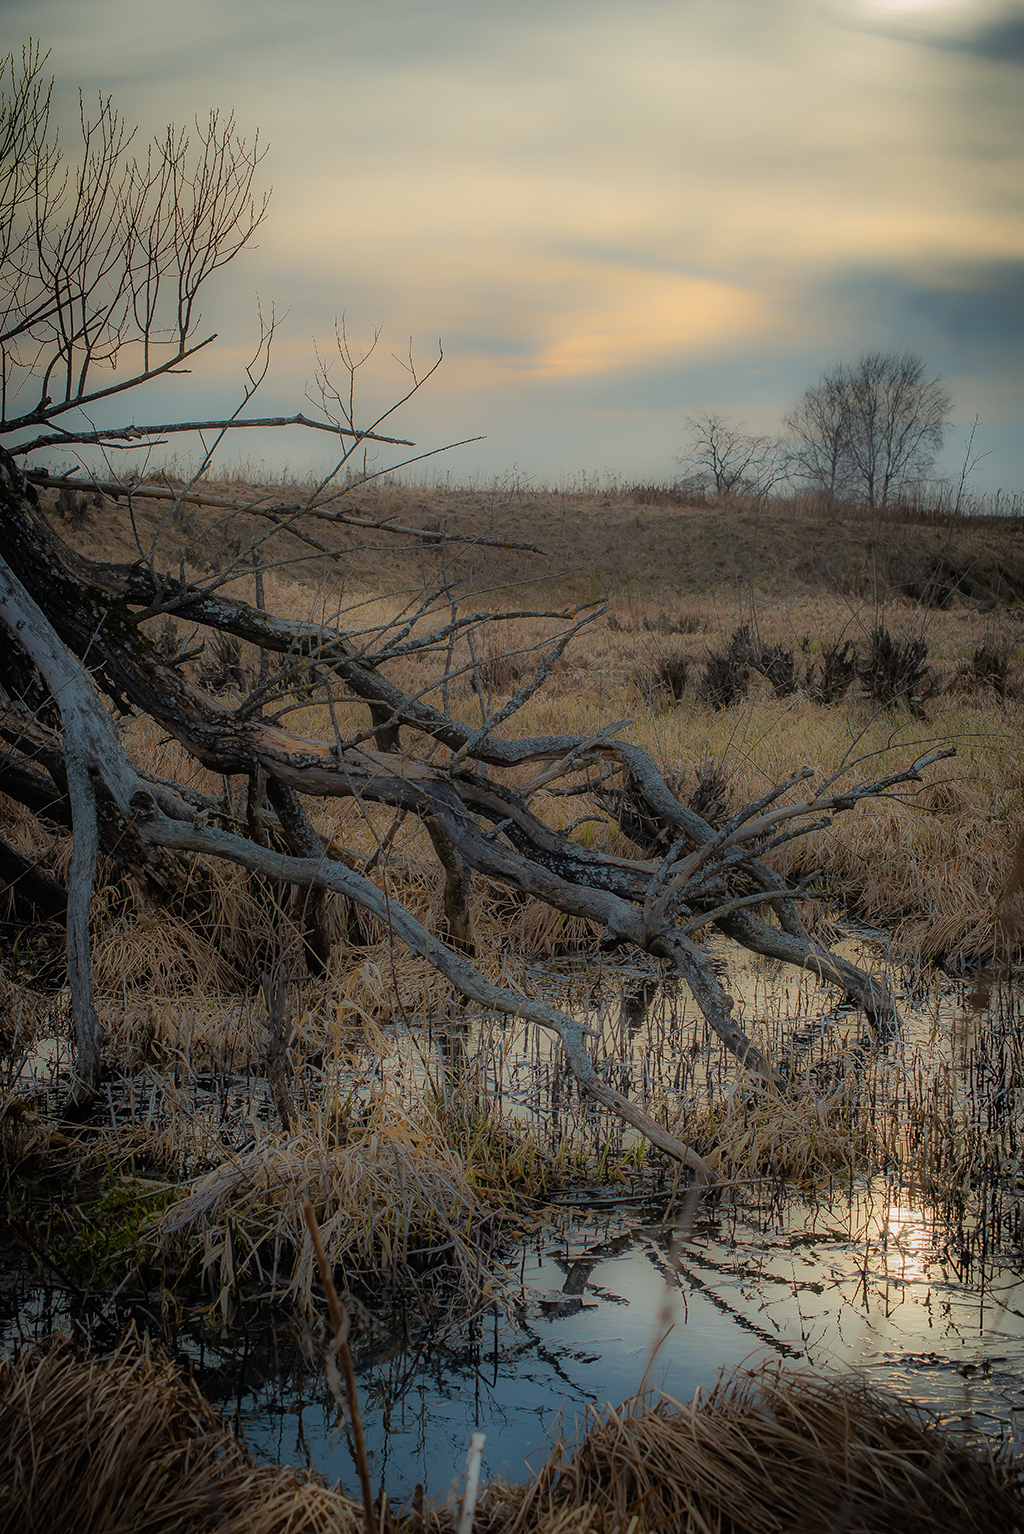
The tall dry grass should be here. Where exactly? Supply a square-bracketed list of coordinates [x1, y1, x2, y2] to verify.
[149, 1091, 536, 1317]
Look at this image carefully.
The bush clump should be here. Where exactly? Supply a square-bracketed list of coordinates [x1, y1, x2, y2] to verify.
[808, 638, 859, 705]
[752, 639, 798, 697]
[957, 643, 1010, 700]
[858, 627, 930, 714]
[197, 633, 250, 695]
[698, 624, 753, 709]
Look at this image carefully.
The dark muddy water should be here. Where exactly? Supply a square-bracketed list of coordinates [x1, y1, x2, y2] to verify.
[6, 938, 1024, 1503]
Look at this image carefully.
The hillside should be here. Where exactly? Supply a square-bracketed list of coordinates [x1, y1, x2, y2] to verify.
[43, 476, 1024, 614]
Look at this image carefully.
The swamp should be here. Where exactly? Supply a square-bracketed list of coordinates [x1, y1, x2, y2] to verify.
[3, 460, 1024, 1533]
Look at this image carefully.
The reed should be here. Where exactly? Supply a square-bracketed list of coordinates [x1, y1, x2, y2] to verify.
[148, 1091, 540, 1316]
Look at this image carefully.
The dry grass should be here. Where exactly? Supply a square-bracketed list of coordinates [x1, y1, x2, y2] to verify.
[677, 1067, 877, 1185]
[492, 1364, 1024, 1534]
[148, 1092, 530, 1317]
[2, 1342, 1020, 1534]
[49, 476, 1024, 612]
[0, 1339, 367, 1534]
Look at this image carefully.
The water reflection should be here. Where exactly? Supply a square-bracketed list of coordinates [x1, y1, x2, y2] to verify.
[232, 1178, 1024, 1496]
[10, 1172, 1021, 1503]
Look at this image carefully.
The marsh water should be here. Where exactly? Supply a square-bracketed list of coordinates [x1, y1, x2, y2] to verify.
[6, 933, 1024, 1503]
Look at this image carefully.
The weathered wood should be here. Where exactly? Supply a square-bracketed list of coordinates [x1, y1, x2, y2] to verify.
[0, 834, 67, 920]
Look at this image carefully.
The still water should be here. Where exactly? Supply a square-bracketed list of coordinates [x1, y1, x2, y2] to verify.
[160, 1172, 1024, 1502]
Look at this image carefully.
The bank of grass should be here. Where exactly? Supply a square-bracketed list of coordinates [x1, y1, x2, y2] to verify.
[3, 1077, 569, 1312]
[48, 474, 1024, 610]
[3, 1341, 1020, 1534]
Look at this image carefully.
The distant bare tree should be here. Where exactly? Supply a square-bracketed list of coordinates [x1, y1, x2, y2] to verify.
[678, 412, 787, 499]
[783, 368, 852, 504]
[786, 353, 951, 510]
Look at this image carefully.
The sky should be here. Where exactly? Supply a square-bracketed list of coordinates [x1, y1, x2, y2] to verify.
[4, 0, 1023, 493]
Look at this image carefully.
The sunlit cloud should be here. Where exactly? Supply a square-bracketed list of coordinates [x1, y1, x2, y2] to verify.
[527, 267, 766, 378]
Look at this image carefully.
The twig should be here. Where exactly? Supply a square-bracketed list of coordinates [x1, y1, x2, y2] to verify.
[302, 1199, 375, 1534]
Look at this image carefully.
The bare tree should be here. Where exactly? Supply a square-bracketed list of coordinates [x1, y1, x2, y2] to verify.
[783, 367, 852, 504]
[786, 353, 951, 510]
[677, 412, 787, 499]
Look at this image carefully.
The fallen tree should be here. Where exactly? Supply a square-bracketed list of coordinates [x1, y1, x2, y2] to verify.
[0, 448, 955, 1174]
[0, 46, 954, 1179]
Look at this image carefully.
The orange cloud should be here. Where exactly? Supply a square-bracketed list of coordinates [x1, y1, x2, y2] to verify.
[529, 266, 767, 377]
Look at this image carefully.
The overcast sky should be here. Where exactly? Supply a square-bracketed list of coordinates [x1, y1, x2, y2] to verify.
[6, 0, 1024, 491]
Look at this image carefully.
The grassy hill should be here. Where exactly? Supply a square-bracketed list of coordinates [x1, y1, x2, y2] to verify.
[45, 475, 1024, 615]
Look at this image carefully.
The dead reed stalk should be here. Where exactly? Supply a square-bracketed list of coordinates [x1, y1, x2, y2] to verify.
[303, 1197, 375, 1534]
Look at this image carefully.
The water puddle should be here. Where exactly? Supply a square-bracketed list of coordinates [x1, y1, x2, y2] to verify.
[8, 1175, 1024, 1501]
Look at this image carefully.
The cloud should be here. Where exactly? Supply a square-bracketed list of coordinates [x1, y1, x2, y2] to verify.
[4, 0, 1022, 489]
[961, 14, 1024, 58]
[841, 0, 1024, 62]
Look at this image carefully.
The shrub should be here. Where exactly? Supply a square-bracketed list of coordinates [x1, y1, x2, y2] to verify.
[477, 650, 531, 695]
[686, 757, 732, 828]
[753, 640, 798, 698]
[54, 486, 88, 527]
[957, 644, 1010, 700]
[197, 633, 250, 695]
[808, 639, 859, 705]
[698, 625, 752, 709]
[858, 628, 930, 714]
[633, 653, 689, 707]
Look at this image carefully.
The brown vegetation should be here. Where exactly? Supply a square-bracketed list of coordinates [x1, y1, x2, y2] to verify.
[2, 1342, 1019, 1534]
[38, 470, 1024, 610]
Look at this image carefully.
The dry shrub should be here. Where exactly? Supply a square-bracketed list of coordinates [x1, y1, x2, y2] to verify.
[91, 909, 245, 996]
[807, 637, 859, 704]
[151, 1093, 525, 1313]
[684, 756, 732, 829]
[497, 1366, 1023, 1534]
[697, 625, 753, 709]
[952, 643, 1011, 700]
[752, 638, 798, 698]
[859, 627, 931, 712]
[0, 1097, 76, 1176]
[796, 793, 1024, 966]
[104, 994, 269, 1072]
[54, 484, 89, 527]
[477, 649, 532, 696]
[196, 631, 251, 694]
[630, 652, 689, 708]
[0, 970, 43, 1065]
[626, 482, 695, 506]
